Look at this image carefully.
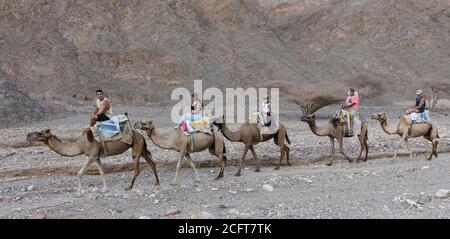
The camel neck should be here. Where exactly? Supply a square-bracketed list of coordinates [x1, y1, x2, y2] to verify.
[380, 118, 398, 134]
[46, 135, 84, 157]
[149, 128, 175, 150]
[221, 123, 241, 142]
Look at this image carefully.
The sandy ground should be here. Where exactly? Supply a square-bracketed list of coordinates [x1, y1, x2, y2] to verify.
[0, 105, 449, 219]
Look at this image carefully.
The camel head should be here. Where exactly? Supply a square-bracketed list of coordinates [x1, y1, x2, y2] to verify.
[134, 120, 155, 132]
[300, 114, 316, 124]
[371, 112, 387, 122]
[211, 115, 225, 129]
[27, 129, 53, 142]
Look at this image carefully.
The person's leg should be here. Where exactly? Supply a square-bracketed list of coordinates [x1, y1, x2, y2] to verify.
[349, 109, 355, 135]
[410, 112, 418, 123]
[97, 113, 110, 122]
[90, 114, 98, 126]
[354, 112, 361, 136]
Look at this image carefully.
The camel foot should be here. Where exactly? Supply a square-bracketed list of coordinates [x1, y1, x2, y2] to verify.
[274, 166, 280, 170]
[170, 181, 178, 186]
[124, 186, 132, 191]
[426, 156, 433, 161]
[326, 162, 333, 166]
[234, 172, 241, 177]
[154, 182, 160, 186]
[254, 168, 260, 172]
[194, 177, 201, 183]
[214, 176, 223, 181]
[287, 162, 292, 166]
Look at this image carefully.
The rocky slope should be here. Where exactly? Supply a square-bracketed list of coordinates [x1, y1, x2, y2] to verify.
[1, 0, 449, 115]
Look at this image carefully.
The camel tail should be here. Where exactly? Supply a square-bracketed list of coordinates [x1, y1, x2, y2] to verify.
[428, 122, 439, 140]
[143, 140, 152, 157]
[285, 131, 291, 145]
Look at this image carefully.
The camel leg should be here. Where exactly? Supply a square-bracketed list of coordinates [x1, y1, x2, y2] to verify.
[249, 145, 260, 172]
[285, 146, 291, 166]
[403, 138, 413, 159]
[215, 154, 227, 180]
[142, 150, 160, 186]
[356, 135, 364, 163]
[338, 137, 353, 163]
[235, 145, 249, 176]
[393, 134, 407, 159]
[424, 136, 434, 161]
[327, 137, 335, 166]
[209, 145, 226, 180]
[93, 158, 107, 193]
[76, 157, 95, 196]
[274, 143, 286, 170]
[171, 150, 186, 185]
[185, 154, 200, 182]
[125, 155, 141, 191]
[433, 141, 438, 158]
[364, 130, 369, 162]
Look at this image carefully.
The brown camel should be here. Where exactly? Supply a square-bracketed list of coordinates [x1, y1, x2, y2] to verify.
[371, 112, 439, 160]
[133, 120, 227, 185]
[300, 114, 369, 166]
[214, 117, 291, 176]
[26, 129, 160, 195]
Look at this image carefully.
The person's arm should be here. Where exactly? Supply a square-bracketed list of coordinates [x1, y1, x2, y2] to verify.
[92, 107, 99, 115]
[91, 100, 99, 116]
[416, 97, 425, 109]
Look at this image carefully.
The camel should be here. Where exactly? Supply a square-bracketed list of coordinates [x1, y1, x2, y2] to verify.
[300, 114, 369, 166]
[26, 129, 160, 195]
[133, 120, 227, 185]
[213, 117, 291, 176]
[371, 112, 439, 160]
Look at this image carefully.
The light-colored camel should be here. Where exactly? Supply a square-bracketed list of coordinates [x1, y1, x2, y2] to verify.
[214, 117, 291, 176]
[371, 112, 439, 160]
[301, 114, 369, 166]
[26, 129, 160, 195]
[133, 120, 227, 185]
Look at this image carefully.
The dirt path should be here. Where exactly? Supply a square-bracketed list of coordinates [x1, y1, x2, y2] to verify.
[0, 105, 449, 218]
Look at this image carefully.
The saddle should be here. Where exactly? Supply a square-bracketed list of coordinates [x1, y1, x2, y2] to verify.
[335, 110, 360, 137]
[249, 112, 279, 135]
[90, 115, 133, 145]
[179, 116, 215, 136]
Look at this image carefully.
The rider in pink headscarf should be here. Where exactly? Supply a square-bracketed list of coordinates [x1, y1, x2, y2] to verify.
[340, 88, 359, 136]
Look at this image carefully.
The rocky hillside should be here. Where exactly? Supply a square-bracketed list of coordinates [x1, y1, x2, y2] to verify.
[0, 70, 48, 127]
[1, 0, 449, 107]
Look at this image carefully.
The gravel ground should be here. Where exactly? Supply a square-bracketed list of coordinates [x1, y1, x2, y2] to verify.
[0, 105, 449, 218]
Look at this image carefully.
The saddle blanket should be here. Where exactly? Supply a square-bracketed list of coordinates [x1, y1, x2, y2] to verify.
[90, 115, 133, 145]
[178, 116, 216, 136]
[249, 112, 279, 135]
